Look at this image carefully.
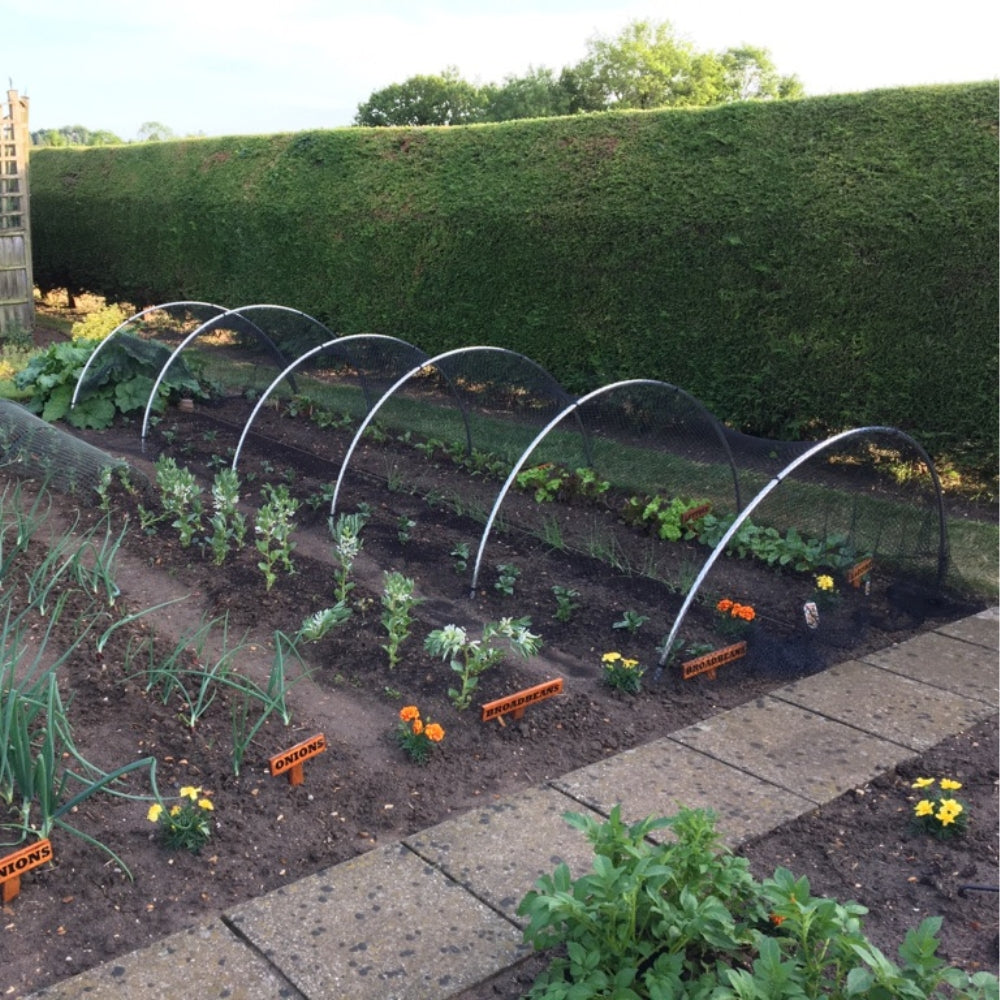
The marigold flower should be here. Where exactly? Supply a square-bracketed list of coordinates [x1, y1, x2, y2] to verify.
[399, 705, 420, 722]
[815, 574, 835, 592]
[601, 651, 622, 663]
[147, 803, 164, 823]
[179, 785, 201, 800]
[198, 798, 214, 811]
[736, 605, 755, 621]
[622, 658, 639, 669]
[170, 805, 182, 817]
[914, 799, 935, 817]
[770, 913, 785, 926]
[938, 798, 963, 816]
[716, 599, 734, 613]
[412, 718, 424, 735]
[425, 723, 445, 743]
[940, 778, 962, 791]
[911, 777, 935, 789]
[937, 808, 957, 826]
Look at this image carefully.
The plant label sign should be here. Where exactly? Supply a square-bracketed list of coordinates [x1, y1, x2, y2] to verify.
[682, 642, 746, 681]
[481, 679, 563, 724]
[0, 838, 53, 903]
[846, 557, 874, 588]
[269, 733, 327, 786]
[680, 502, 712, 524]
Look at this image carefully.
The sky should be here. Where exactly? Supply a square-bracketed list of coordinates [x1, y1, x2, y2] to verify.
[3, 0, 997, 141]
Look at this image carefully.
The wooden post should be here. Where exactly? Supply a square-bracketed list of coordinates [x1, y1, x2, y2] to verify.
[0, 89, 34, 336]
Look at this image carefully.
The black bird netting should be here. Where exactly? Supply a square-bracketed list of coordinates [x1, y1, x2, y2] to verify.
[63, 303, 985, 684]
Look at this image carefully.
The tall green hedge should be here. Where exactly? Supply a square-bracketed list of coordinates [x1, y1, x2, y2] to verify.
[29, 83, 999, 476]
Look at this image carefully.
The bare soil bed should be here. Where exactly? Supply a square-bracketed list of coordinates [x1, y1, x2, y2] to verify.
[0, 394, 996, 998]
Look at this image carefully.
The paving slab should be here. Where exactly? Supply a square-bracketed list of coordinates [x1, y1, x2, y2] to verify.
[405, 784, 599, 926]
[25, 919, 301, 1000]
[670, 697, 903, 805]
[771, 659, 996, 752]
[551, 737, 815, 846]
[226, 842, 526, 1000]
[935, 606, 999, 650]
[862, 631, 999, 707]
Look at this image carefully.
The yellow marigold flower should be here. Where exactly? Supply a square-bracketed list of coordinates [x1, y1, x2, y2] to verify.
[179, 785, 201, 800]
[937, 808, 957, 826]
[622, 658, 639, 669]
[914, 799, 935, 817]
[716, 599, 733, 613]
[940, 778, 962, 791]
[602, 651, 621, 663]
[198, 798, 214, 811]
[425, 723, 445, 743]
[170, 805, 182, 817]
[939, 798, 963, 816]
[147, 803, 164, 823]
[399, 705, 420, 722]
[911, 777, 935, 789]
[412, 718, 424, 735]
[816, 575, 835, 591]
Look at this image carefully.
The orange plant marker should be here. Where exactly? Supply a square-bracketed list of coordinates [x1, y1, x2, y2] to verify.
[680, 502, 712, 525]
[0, 838, 53, 903]
[481, 679, 563, 724]
[269, 733, 327, 786]
[846, 557, 873, 588]
[682, 642, 746, 681]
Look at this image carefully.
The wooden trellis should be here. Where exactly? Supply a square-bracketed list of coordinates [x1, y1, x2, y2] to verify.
[0, 88, 33, 336]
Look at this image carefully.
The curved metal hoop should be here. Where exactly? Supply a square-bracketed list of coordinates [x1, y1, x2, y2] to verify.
[653, 425, 948, 676]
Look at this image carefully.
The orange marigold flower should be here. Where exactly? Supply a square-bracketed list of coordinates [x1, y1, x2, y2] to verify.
[770, 913, 785, 926]
[425, 723, 445, 743]
[716, 599, 733, 613]
[399, 705, 420, 722]
[738, 605, 755, 622]
[412, 718, 424, 735]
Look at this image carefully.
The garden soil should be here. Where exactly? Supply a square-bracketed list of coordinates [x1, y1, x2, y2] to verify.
[0, 335, 995, 995]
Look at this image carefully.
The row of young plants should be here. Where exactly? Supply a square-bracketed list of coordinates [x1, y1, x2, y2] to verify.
[517, 806, 996, 999]
[0, 473, 322, 870]
[135, 453, 656, 724]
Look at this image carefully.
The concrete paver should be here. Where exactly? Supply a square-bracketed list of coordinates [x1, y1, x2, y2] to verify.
[226, 842, 526, 1000]
[405, 784, 600, 926]
[934, 608, 999, 650]
[26, 919, 303, 999]
[772, 659, 996, 751]
[551, 736, 815, 846]
[862, 631, 999, 706]
[670, 696, 905, 804]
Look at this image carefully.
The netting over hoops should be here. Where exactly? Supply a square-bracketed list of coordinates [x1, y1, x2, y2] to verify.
[0, 400, 130, 494]
[329, 346, 576, 518]
[135, 305, 343, 460]
[71, 301, 232, 410]
[232, 334, 430, 471]
[653, 426, 952, 681]
[470, 379, 740, 593]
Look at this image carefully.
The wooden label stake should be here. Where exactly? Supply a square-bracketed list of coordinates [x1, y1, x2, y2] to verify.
[0, 838, 53, 903]
[481, 679, 563, 724]
[680, 502, 712, 525]
[269, 733, 327, 786]
[846, 557, 873, 588]
[682, 642, 746, 681]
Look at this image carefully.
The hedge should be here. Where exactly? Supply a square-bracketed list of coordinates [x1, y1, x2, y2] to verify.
[29, 82, 999, 477]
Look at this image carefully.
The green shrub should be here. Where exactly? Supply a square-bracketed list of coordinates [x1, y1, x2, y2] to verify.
[519, 807, 998, 998]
